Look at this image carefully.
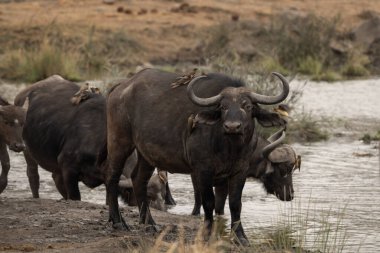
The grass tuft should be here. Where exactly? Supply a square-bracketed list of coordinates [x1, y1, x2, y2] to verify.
[0, 41, 81, 82]
[0, 23, 141, 82]
[287, 112, 330, 143]
[297, 56, 323, 77]
[360, 130, 380, 144]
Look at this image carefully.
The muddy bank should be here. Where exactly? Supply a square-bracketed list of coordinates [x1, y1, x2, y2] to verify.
[0, 197, 200, 252]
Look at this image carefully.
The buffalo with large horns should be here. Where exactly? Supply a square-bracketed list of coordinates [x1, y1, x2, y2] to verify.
[191, 128, 301, 216]
[106, 69, 289, 245]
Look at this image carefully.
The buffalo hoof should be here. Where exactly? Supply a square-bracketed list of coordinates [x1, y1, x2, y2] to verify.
[112, 221, 130, 231]
[144, 224, 161, 233]
[164, 195, 176, 206]
[233, 232, 250, 247]
[0, 179, 7, 194]
[237, 237, 250, 247]
[191, 209, 201, 216]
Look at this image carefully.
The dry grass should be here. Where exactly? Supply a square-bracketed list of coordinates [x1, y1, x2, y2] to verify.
[130, 200, 350, 253]
[0, 23, 141, 82]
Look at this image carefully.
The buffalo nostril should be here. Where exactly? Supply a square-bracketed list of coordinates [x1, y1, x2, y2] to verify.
[10, 143, 26, 152]
[223, 121, 242, 132]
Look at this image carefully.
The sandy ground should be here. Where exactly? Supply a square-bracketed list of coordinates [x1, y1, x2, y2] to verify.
[0, 197, 201, 252]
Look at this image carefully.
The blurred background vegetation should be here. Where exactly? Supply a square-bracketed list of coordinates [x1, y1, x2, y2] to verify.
[0, 8, 379, 82]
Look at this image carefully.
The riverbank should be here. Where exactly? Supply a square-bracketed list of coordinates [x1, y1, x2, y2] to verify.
[0, 197, 200, 253]
[2, 136, 379, 252]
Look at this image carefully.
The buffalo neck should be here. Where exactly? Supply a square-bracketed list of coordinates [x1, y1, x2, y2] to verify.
[247, 136, 270, 178]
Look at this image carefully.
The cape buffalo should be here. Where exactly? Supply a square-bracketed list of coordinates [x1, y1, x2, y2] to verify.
[191, 129, 301, 216]
[0, 96, 26, 194]
[14, 76, 107, 200]
[106, 68, 289, 245]
[14, 76, 172, 209]
[120, 150, 176, 208]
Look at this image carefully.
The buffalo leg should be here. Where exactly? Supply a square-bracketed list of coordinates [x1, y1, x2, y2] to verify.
[198, 170, 215, 238]
[0, 142, 10, 194]
[52, 172, 67, 199]
[215, 183, 228, 215]
[24, 150, 40, 198]
[133, 152, 156, 228]
[191, 173, 202, 216]
[61, 167, 81, 200]
[107, 152, 130, 230]
[107, 100, 139, 230]
[106, 141, 134, 230]
[163, 174, 176, 205]
[228, 175, 249, 246]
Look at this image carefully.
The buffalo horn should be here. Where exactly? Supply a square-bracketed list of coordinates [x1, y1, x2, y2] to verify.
[262, 128, 286, 158]
[187, 75, 222, 107]
[248, 72, 289, 105]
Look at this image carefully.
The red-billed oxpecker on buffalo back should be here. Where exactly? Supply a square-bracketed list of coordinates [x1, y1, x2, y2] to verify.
[14, 76, 107, 200]
[191, 128, 301, 216]
[0, 96, 26, 195]
[105, 68, 289, 246]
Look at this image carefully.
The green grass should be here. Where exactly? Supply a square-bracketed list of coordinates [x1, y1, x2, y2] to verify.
[259, 56, 290, 75]
[0, 23, 141, 82]
[297, 56, 323, 77]
[0, 42, 81, 82]
[136, 198, 350, 253]
[248, 198, 350, 253]
[318, 71, 342, 82]
[341, 63, 370, 77]
[360, 130, 380, 144]
[287, 112, 330, 143]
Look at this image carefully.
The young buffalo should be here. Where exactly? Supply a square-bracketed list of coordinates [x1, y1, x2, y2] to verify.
[0, 96, 26, 194]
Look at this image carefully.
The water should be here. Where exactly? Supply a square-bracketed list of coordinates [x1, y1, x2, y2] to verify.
[1, 78, 380, 252]
[292, 78, 380, 120]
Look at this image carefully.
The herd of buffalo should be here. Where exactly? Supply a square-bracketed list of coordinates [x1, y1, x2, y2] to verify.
[0, 69, 301, 245]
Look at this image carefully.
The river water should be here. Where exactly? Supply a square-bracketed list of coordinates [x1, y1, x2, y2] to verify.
[1, 78, 380, 252]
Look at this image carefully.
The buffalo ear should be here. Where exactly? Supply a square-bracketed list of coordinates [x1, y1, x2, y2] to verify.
[255, 108, 286, 127]
[268, 145, 296, 163]
[265, 162, 274, 174]
[194, 110, 221, 125]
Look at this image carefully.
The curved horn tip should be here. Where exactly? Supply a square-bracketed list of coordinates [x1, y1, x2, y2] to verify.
[271, 72, 285, 78]
[262, 129, 286, 158]
[248, 72, 289, 105]
[187, 75, 222, 107]
[271, 71, 282, 76]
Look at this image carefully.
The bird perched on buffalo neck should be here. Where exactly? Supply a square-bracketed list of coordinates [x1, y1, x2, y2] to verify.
[170, 68, 198, 88]
[274, 104, 292, 123]
[71, 83, 101, 105]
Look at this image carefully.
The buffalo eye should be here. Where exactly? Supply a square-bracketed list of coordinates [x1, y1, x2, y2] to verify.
[244, 104, 252, 111]
[241, 100, 252, 111]
[5, 121, 14, 126]
[220, 103, 228, 110]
